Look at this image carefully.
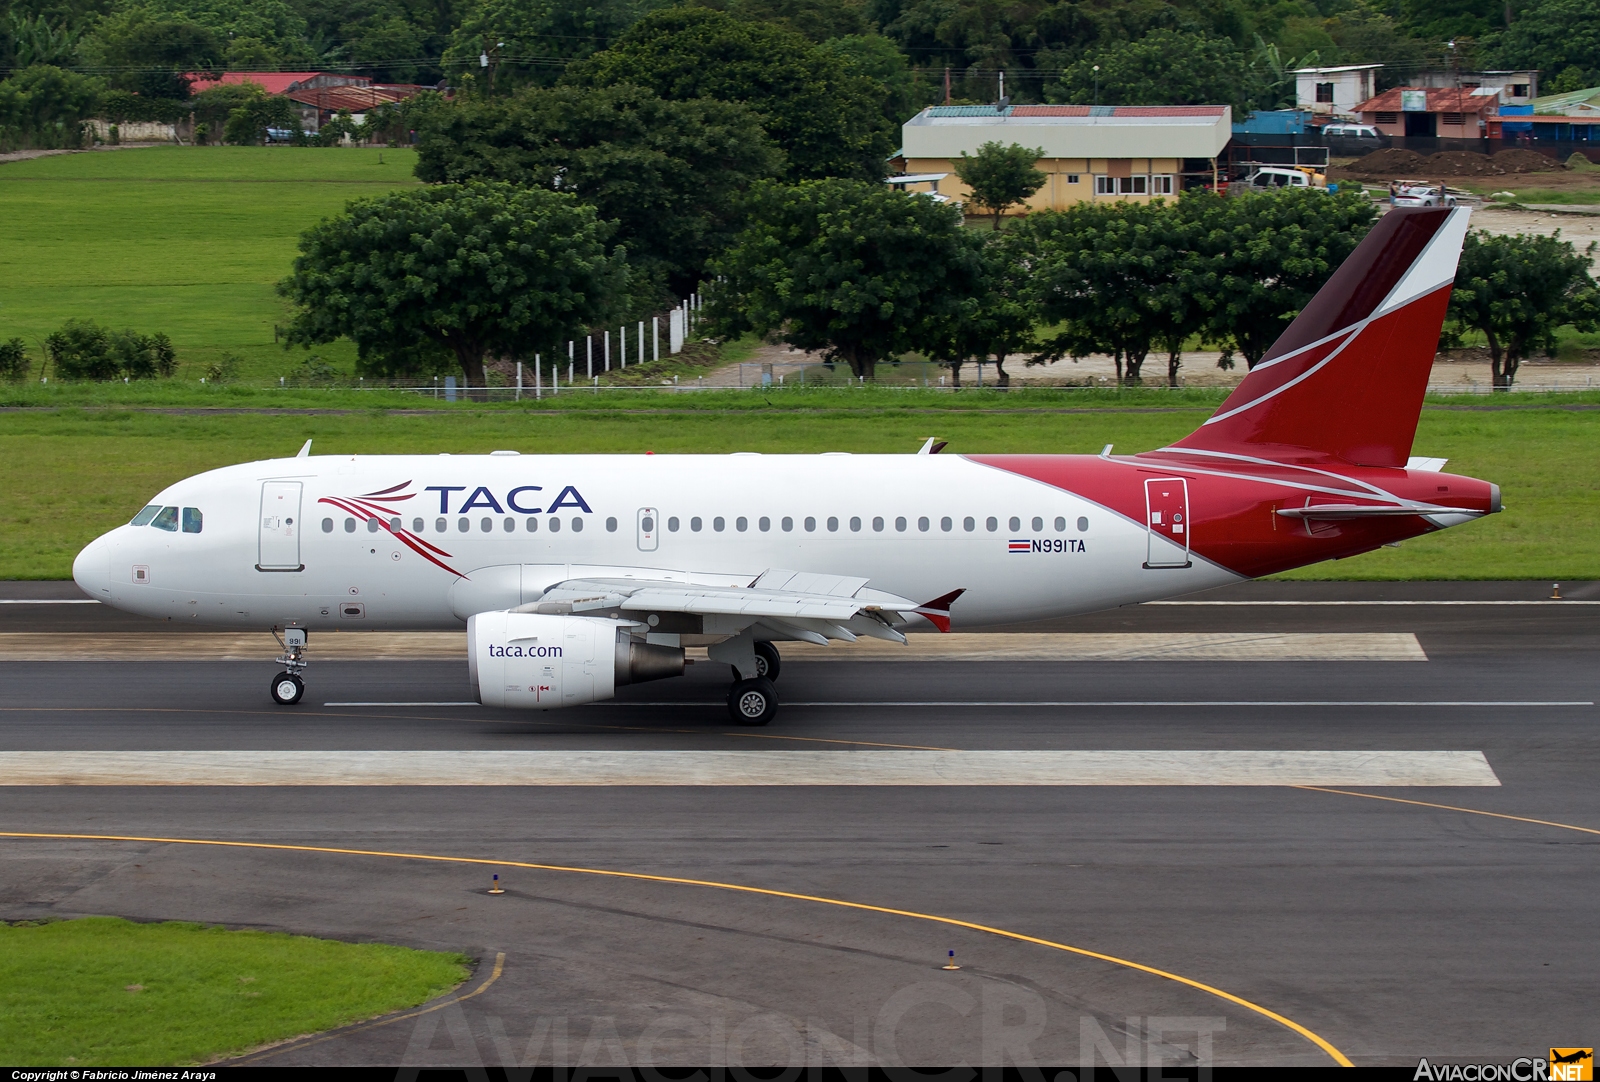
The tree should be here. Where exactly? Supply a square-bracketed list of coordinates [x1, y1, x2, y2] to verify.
[414, 84, 782, 298]
[953, 141, 1045, 230]
[1448, 230, 1600, 390]
[709, 179, 984, 379]
[0, 337, 29, 382]
[81, 12, 222, 98]
[443, 0, 658, 92]
[278, 182, 627, 386]
[564, 7, 893, 180]
[1051, 29, 1254, 113]
[1183, 188, 1377, 368]
[922, 232, 1036, 386]
[0, 65, 100, 150]
[42, 319, 173, 379]
[88, 0, 312, 70]
[817, 33, 931, 126]
[1493, 0, 1600, 91]
[222, 90, 298, 144]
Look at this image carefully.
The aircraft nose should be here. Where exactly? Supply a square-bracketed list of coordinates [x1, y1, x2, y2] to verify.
[73, 532, 113, 599]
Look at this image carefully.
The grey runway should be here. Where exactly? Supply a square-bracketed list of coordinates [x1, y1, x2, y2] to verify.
[1, 582, 1597, 1067]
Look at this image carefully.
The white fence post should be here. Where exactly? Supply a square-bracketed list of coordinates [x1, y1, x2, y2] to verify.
[619, 325, 627, 368]
[586, 336, 593, 379]
[669, 309, 684, 354]
[637, 320, 644, 365]
[568, 340, 574, 384]
[604, 331, 611, 372]
[653, 316, 660, 361]
[534, 353, 542, 400]
[515, 361, 522, 402]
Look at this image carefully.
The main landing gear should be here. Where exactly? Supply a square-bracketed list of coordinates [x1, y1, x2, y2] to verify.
[270, 627, 308, 705]
[726, 641, 780, 726]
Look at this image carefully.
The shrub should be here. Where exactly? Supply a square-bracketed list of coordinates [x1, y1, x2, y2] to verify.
[0, 338, 30, 382]
[45, 320, 176, 380]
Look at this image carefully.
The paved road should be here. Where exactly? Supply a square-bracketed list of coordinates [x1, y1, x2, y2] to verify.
[1, 584, 1596, 1068]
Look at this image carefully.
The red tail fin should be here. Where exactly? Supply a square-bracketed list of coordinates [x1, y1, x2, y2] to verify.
[914, 589, 965, 633]
[1173, 206, 1471, 467]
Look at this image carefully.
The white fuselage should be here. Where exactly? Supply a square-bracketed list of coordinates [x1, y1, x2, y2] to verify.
[72, 452, 1241, 631]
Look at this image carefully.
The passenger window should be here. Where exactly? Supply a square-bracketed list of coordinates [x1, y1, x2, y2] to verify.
[182, 508, 203, 533]
[940, 516, 953, 532]
[826, 516, 839, 532]
[713, 516, 726, 532]
[151, 506, 179, 532]
[389, 517, 400, 531]
[963, 516, 975, 532]
[1009, 516, 1021, 531]
[457, 517, 469, 533]
[549, 517, 562, 533]
[131, 505, 161, 526]
[367, 517, 380, 533]
[503, 517, 515, 533]
[986, 516, 998, 532]
[571, 517, 583, 532]
[322, 518, 334, 533]
[436, 517, 447, 533]
[736, 517, 748, 532]
[1077, 516, 1089, 531]
[691, 517, 702, 532]
[895, 516, 907, 531]
[668, 516, 680, 532]
[1032, 516, 1044, 531]
[918, 516, 929, 532]
[413, 518, 424, 532]
[344, 518, 356, 533]
[849, 516, 861, 532]
[480, 517, 492, 533]
[1055, 516, 1066, 531]
[872, 517, 884, 532]
[606, 517, 618, 532]
[526, 517, 539, 532]
[805, 517, 816, 531]
[759, 516, 771, 532]
[782, 516, 794, 532]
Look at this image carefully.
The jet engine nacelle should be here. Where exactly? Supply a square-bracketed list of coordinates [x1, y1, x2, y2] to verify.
[467, 611, 684, 709]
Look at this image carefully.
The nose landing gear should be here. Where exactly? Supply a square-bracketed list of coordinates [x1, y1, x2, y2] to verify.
[270, 627, 308, 705]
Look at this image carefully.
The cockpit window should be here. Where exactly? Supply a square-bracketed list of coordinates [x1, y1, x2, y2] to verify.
[150, 506, 179, 532]
[182, 507, 203, 534]
[130, 505, 161, 526]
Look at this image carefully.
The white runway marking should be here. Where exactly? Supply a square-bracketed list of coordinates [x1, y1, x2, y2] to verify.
[0, 750, 1499, 787]
[325, 699, 1593, 708]
[0, 599, 99, 604]
[325, 701, 480, 707]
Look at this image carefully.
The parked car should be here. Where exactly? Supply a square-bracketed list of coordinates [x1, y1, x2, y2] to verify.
[1322, 123, 1386, 153]
[1233, 166, 1331, 195]
[1389, 182, 1457, 207]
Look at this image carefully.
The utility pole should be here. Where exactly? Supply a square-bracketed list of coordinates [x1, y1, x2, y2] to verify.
[944, 67, 951, 104]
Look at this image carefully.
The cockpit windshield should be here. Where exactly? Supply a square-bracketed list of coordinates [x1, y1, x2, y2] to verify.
[150, 506, 179, 532]
[130, 505, 160, 526]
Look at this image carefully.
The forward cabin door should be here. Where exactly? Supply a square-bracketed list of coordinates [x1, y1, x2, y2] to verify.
[1143, 478, 1191, 568]
[637, 507, 659, 551]
[258, 481, 304, 571]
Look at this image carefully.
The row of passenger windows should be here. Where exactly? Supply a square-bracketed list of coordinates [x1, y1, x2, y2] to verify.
[130, 504, 203, 533]
[325, 513, 1091, 536]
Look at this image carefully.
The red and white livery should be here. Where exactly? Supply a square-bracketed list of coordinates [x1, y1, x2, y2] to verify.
[73, 207, 1497, 723]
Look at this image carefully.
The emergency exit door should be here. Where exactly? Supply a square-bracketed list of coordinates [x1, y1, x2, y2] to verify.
[1143, 477, 1191, 568]
[637, 507, 659, 551]
[258, 481, 304, 571]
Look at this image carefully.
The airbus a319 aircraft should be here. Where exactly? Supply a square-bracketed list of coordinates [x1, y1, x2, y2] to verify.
[73, 206, 1498, 724]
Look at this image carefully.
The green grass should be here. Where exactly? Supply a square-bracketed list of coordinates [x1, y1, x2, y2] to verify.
[0, 147, 421, 381]
[3, 400, 1597, 580]
[1493, 189, 1600, 205]
[0, 916, 469, 1066]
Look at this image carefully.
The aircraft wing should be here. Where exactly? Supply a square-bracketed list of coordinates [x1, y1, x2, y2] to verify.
[521, 570, 964, 643]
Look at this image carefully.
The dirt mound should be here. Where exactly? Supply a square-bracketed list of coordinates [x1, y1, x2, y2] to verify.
[1493, 149, 1563, 173]
[1345, 148, 1426, 175]
[1423, 151, 1501, 175]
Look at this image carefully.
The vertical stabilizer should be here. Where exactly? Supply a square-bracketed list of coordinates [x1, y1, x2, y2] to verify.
[1173, 206, 1471, 467]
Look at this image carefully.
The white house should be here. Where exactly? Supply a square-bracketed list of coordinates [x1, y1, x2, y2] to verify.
[1292, 64, 1383, 119]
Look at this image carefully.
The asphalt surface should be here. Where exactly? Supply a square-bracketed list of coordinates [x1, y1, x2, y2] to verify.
[2, 581, 1597, 1068]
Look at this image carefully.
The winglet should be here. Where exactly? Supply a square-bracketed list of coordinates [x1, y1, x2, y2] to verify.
[296, 439, 313, 458]
[917, 438, 948, 455]
[914, 588, 965, 633]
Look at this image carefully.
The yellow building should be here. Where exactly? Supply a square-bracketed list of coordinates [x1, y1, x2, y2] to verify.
[895, 104, 1232, 214]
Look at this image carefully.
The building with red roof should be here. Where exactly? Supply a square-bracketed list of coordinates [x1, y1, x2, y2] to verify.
[184, 72, 434, 132]
[1354, 87, 1500, 140]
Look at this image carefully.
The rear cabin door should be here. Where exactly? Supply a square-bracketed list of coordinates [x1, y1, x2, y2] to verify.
[258, 481, 304, 571]
[1144, 478, 1191, 568]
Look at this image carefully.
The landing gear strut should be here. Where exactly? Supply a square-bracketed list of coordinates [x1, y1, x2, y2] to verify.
[270, 627, 307, 705]
[728, 676, 778, 726]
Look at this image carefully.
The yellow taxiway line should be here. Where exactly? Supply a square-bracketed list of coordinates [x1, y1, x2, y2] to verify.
[0, 828, 1353, 1067]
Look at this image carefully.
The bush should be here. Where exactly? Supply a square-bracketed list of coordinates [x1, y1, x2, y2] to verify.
[44, 320, 176, 380]
[0, 338, 30, 382]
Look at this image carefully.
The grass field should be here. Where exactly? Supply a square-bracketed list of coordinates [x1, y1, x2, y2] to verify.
[0, 146, 421, 380]
[0, 916, 468, 1065]
[3, 401, 1595, 580]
